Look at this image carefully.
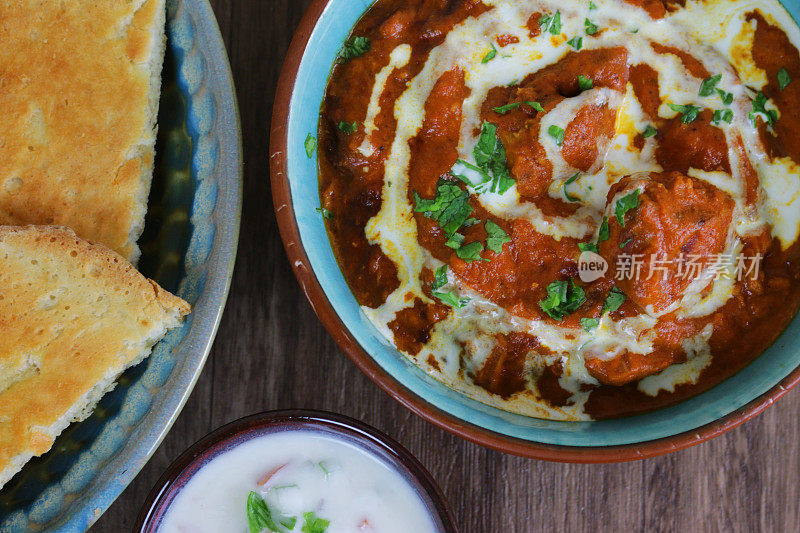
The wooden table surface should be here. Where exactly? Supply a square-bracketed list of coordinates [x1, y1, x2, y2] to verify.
[96, 1, 800, 531]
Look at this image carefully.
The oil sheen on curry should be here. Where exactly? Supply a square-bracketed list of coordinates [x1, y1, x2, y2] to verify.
[316, 0, 800, 420]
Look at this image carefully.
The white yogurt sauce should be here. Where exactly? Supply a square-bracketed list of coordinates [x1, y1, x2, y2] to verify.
[157, 430, 441, 533]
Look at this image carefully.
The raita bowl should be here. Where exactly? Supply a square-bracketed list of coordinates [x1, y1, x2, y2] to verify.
[136, 410, 458, 533]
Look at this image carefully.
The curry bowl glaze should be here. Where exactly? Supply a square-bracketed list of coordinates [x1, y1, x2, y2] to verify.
[270, 0, 800, 461]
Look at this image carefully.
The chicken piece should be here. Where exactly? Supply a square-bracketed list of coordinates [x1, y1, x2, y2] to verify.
[480, 48, 629, 200]
[599, 171, 734, 315]
[584, 347, 679, 387]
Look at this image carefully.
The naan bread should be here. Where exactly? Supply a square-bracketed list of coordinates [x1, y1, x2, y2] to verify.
[0, 225, 190, 489]
[0, 0, 167, 262]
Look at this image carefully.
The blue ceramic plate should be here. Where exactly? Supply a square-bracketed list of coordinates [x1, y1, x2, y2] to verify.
[0, 0, 241, 529]
[272, 0, 800, 461]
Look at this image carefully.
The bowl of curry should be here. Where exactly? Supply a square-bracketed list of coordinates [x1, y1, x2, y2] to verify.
[271, 0, 800, 461]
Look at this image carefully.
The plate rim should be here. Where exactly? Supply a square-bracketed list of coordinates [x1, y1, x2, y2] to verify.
[269, 0, 800, 463]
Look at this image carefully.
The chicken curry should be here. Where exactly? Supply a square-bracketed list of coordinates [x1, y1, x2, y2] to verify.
[316, 0, 800, 419]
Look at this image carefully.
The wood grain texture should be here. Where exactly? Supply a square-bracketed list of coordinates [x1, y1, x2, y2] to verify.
[95, 1, 800, 531]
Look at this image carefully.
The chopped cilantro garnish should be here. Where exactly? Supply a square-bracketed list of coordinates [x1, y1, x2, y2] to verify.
[434, 290, 469, 308]
[445, 232, 465, 250]
[667, 103, 702, 124]
[474, 121, 508, 172]
[712, 108, 733, 125]
[578, 75, 593, 91]
[567, 36, 583, 50]
[778, 67, 792, 90]
[493, 101, 544, 114]
[699, 74, 722, 97]
[749, 92, 778, 127]
[481, 43, 498, 63]
[539, 11, 562, 35]
[548, 125, 565, 146]
[432, 126, 517, 259]
[589, 1, 598, 9]
[602, 287, 627, 314]
[619, 237, 633, 249]
[507, 79, 520, 87]
[579, 216, 610, 254]
[493, 102, 522, 114]
[539, 279, 587, 321]
[582, 289, 626, 332]
[485, 220, 511, 253]
[642, 125, 658, 138]
[581, 290, 626, 333]
[579, 216, 609, 254]
[452, 160, 490, 189]
[564, 172, 581, 202]
[716, 89, 733, 106]
[581, 317, 599, 331]
[463, 217, 480, 227]
[538, 14, 551, 29]
[413, 181, 473, 238]
[451, 122, 515, 194]
[340, 36, 370, 61]
[301, 511, 330, 533]
[615, 190, 640, 227]
[247, 492, 296, 533]
[585, 18, 599, 35]
[456, 241, 487, 262]
[432, 265, 448, 291]
[598, 216, 610, 241]
[316, 207, 333, 220]
[304, 134, 317, 158]
[338, 121, 357, 134]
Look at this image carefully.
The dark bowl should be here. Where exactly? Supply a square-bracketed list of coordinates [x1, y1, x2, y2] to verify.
[136, 410, 459, 532]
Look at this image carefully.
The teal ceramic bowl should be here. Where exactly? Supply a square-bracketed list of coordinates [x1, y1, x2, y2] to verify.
[271, 0, 800, 462]
[0, 0, 241, 529]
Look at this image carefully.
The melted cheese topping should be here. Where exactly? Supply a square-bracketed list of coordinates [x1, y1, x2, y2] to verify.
[357, 0, 800, 421]
[638, 324, 714, 396]
[675, 0, 800, 248]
